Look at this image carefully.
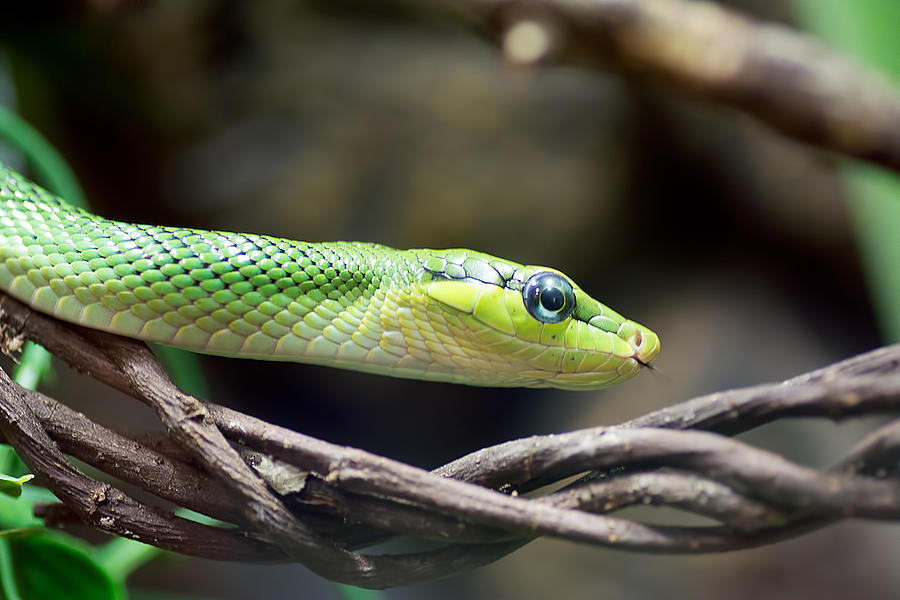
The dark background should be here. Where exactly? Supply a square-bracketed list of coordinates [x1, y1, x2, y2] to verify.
[1, 1, 896, 598]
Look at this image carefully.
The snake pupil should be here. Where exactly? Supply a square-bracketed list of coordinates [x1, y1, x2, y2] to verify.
[540, 287, 565, 311]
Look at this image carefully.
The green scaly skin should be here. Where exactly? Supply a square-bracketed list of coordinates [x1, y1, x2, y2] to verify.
[0, 162, 659, 390]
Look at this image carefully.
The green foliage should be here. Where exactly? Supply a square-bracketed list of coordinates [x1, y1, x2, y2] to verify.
[0, 105, 86, 209]
[0, 445, 125, 600]
[151, 346, 210, 399]
[0, 475, 32, 500]
[1, 533, 126, 600]
[795, 0, 900, 342]
[12, 344, 53, 393]
[336, 584, 388, 600]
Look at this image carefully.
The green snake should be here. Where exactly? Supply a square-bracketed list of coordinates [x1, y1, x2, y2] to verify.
[0, 162, 658, 390]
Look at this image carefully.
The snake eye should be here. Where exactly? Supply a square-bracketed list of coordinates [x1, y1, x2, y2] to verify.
[523, 272, 575, 324]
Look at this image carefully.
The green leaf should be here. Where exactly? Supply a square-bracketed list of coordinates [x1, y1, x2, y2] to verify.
[794, 0, 900, 342]
[12, 343, 54, 392]
[0, 527, 42, 540]
[0, 105, 87, 208]
[336, 584, 386, 600]
[0, 446, 25, 477]
[0, 474, 33, 499]
[0, 483, 55, 531]
[6, 533, 125, 600]
[0, 537, 22, 600]
[92, 537, 163, 582]
[150, 345, 210, 399]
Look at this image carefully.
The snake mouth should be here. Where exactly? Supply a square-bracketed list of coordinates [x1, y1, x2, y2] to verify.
[617, 320, 660, 367]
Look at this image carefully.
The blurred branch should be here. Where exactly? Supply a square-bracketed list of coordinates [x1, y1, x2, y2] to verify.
[1, 293, 900, 588]
[0, 368, 284, 563]
[451, 0, 900, 172]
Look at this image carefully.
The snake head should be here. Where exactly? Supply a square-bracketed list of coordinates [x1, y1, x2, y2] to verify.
[417, 250, 659, 390]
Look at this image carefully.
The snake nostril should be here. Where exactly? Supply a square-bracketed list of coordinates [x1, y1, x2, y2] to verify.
[633, 330, 643, 348]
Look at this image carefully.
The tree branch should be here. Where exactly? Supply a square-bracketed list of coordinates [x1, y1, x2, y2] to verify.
[452, 0, 900, 172]
[1, 290, 899, 588]
[0, 368, 285, 562]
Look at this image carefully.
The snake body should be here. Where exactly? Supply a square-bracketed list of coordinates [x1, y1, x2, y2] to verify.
[0, 162, 658, 389]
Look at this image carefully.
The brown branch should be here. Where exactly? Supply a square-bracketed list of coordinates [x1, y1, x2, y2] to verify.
[267, 467, 784, 546]
[453, 0, 900, 172]
[20, 388, 247, 526]
[834, 419, 900, 476]
[0, 368, 285, 562]
[1, 292, 900, 588]
[436, 349, 900, 488]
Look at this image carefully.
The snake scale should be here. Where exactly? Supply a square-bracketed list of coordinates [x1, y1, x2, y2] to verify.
[0, 162, 658, 389]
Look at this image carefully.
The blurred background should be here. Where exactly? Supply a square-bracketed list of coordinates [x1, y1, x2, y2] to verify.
[0, 0, 898, 598]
